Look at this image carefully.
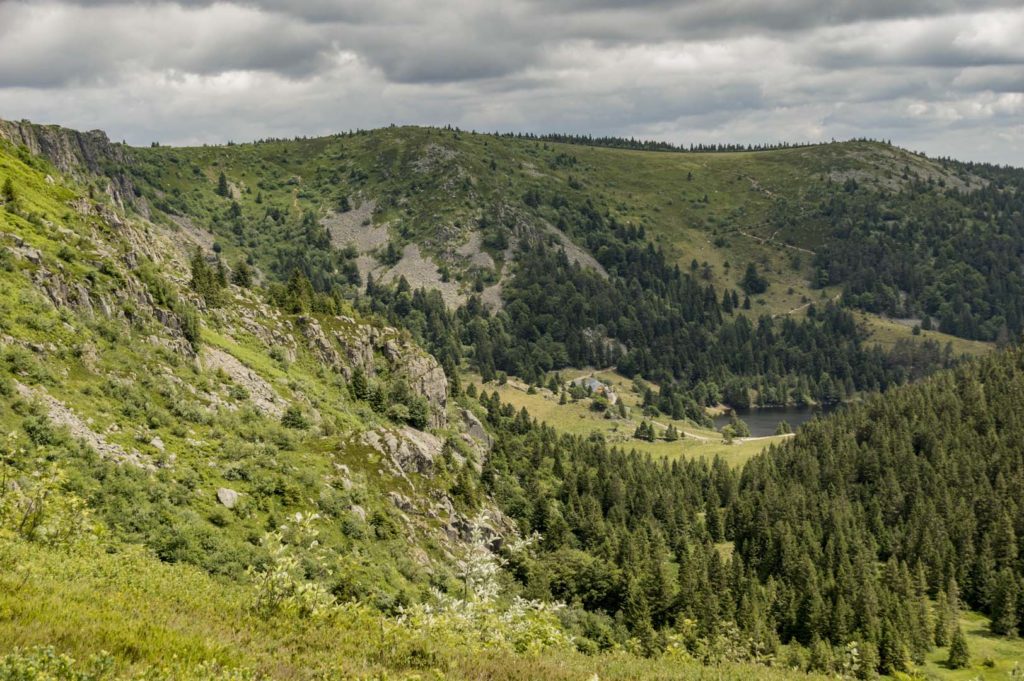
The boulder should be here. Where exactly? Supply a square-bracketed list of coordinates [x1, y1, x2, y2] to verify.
[216, 487, 239, 509]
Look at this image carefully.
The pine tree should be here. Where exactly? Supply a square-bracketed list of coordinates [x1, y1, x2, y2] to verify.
[1, 177, 14, 203]
[214, 256, 228, 287]
[231, 259, 253, 287]
[189, 247, 223, 306]
[623, 576, 657, 655]
[934, 590, 951, 646]
[349, 366, 370, 401]
[741, 262, 768, 294]
[989, 568, 1020, 636]
[217, 171, 229, 197]
[947, 626, 970, 669]
[879, 618, 909, 675]
[633, 421, 655, 442]
[705, 488, 724, 542]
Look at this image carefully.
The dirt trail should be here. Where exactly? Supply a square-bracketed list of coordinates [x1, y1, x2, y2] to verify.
[773, 293, 842, 319]
[736, 228, 816, 255]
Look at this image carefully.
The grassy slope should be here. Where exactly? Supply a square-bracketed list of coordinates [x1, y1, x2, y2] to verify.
[0, 136, 465, 611]
[0, 537, 833, 681]
[856, 311, 994, 357]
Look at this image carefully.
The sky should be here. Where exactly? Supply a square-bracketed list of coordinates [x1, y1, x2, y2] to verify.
[1, 1, 1022, 166]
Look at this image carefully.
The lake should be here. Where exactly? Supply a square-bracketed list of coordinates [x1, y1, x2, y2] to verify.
[713, 404, 839, 437]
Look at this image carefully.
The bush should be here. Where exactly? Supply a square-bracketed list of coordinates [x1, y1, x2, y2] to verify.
[280, 406, 309, 430]
[248, 512, 336, 619]
[1, 178, 15, 204]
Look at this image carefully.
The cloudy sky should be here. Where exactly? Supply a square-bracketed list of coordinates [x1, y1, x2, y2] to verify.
[1, 1, 1022, 165]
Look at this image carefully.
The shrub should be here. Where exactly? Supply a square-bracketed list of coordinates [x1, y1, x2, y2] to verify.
[247, 512, 335, 619]
[280, 406, 309, 430]
[1, 178, 14, 204]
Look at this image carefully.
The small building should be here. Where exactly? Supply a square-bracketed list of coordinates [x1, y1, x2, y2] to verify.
[571, 376, 618, 405]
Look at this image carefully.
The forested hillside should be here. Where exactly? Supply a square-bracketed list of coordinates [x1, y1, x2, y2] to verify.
[67, 121, 1007, 409]
[2, 119, 1024, 680]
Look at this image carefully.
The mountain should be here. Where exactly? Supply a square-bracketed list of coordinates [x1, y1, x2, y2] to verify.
[1, 118, 1023, 680]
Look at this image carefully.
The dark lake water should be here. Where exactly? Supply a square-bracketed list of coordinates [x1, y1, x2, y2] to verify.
[713, 404, 838, 437]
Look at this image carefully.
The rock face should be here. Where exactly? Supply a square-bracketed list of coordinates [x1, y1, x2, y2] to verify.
[363, 426, 444, 477]
[202, 347, 284, 418]
[382, 339, 448, 429]
[461, 409, 492, 448]
[0, 119, 139, 210]
[297, 316, 342, 368]
[300, 316, 448, 429]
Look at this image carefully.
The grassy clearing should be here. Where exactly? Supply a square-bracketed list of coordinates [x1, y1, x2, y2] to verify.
[857, 311, 995, 357]
[471, 371, 787, 467]
[921, 610, 1024, 680]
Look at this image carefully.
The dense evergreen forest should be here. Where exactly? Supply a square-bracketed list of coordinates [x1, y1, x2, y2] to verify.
[364, 200, 958, 414]
[477, 348, 1024, 676]
[810, 163, 1024, 342]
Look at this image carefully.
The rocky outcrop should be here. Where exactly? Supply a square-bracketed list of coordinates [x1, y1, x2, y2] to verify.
[297, 315, 343, 369]
[202, 347, 284, 417]
[363, 425, 443, 477]
[313, 317, 449, 429]
[382, 339, 448, 429]
[0, 119, 140, 210]
[461, 409, 492, 448]
[14, 381, 151, 469]
[233, 303, 298, 364]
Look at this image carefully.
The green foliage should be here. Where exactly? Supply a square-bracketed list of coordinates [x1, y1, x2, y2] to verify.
[0, 647, 115, 681]
[230, 259, 253, 288]
[728, 415, 750, 437]
[741, 262, 768, 295]
[947, 626, 970, 669]
[279, 406, 309, 430]
[812, 166, 1024, 341]
[216, 171, 229, 197]
[247, 512, 335, 619]
[0, 436, 97, 549]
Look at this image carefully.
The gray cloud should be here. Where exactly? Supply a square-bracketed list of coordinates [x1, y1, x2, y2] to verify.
[0, 0, 1021, 165]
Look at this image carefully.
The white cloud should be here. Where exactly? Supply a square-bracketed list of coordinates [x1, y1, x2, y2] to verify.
[0, 0, 1021, 165]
